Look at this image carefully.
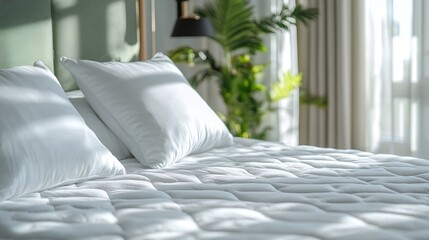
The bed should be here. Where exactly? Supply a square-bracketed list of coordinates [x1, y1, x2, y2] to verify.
[1, 1, 429, 240]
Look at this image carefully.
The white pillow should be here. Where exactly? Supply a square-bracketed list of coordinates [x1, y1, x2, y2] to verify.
[0, 62, 126, 201]
[61, 53, 233, 168]
[67, 90, 133, 160]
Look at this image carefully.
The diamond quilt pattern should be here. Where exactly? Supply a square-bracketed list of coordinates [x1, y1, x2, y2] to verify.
[1, 138, 429, 240]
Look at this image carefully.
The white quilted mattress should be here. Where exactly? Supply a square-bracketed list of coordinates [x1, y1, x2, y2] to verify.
[1, 138, 429, 240]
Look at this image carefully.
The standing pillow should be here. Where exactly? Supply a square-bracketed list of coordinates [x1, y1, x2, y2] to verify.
[67, 90, 133, 160]
[61, 53, 233, 168]
[0, 62, 125, 201]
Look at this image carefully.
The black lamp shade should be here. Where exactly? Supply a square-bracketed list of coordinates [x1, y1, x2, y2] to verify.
[171, 16, 214, 37]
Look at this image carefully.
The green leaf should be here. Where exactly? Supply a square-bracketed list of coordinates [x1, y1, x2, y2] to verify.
[256, 4, 318, 33]
[168, 46, 207, 65]
[190, 68, 221, 87]
[270, 72, 302, 102]
[299, 90, 328, 108]
[196, 0, 265, 54]
[291, 5, 319, 26]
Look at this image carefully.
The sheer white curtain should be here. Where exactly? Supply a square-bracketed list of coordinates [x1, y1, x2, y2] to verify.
[297, 0, 429, 158]
[366, 0, 429, 158]
[269, 0, 300, 145]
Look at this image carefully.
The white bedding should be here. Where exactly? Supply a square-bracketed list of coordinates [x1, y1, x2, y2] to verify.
[1, 138, 429, 240]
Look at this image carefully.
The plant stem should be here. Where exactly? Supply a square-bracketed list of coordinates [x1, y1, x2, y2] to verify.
[225, 50, 232, 71]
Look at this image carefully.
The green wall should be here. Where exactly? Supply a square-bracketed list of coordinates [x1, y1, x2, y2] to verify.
[0, 0, 54, 71]
[52, 0, 139, 91]
[0, 0, 139, 91]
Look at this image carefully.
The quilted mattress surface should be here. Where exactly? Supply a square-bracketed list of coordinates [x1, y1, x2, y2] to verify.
[1, 138, 429, 240]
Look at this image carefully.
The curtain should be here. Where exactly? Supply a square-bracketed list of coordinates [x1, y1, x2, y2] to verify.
[296, 0, 366, 149]
[270, 0, 300, 145]
[366, 0, 429, 158]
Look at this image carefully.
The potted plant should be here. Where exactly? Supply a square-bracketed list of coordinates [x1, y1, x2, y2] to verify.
[169, 0, 317, 139]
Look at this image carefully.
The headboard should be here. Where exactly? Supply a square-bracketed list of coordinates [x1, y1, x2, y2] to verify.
[0, 0, 140, 92]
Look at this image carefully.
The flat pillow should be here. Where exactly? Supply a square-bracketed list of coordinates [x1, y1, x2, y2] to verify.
[0, 62, 126, 201]
[61, 53, 233, 168]
[67, 90, 133, 160]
